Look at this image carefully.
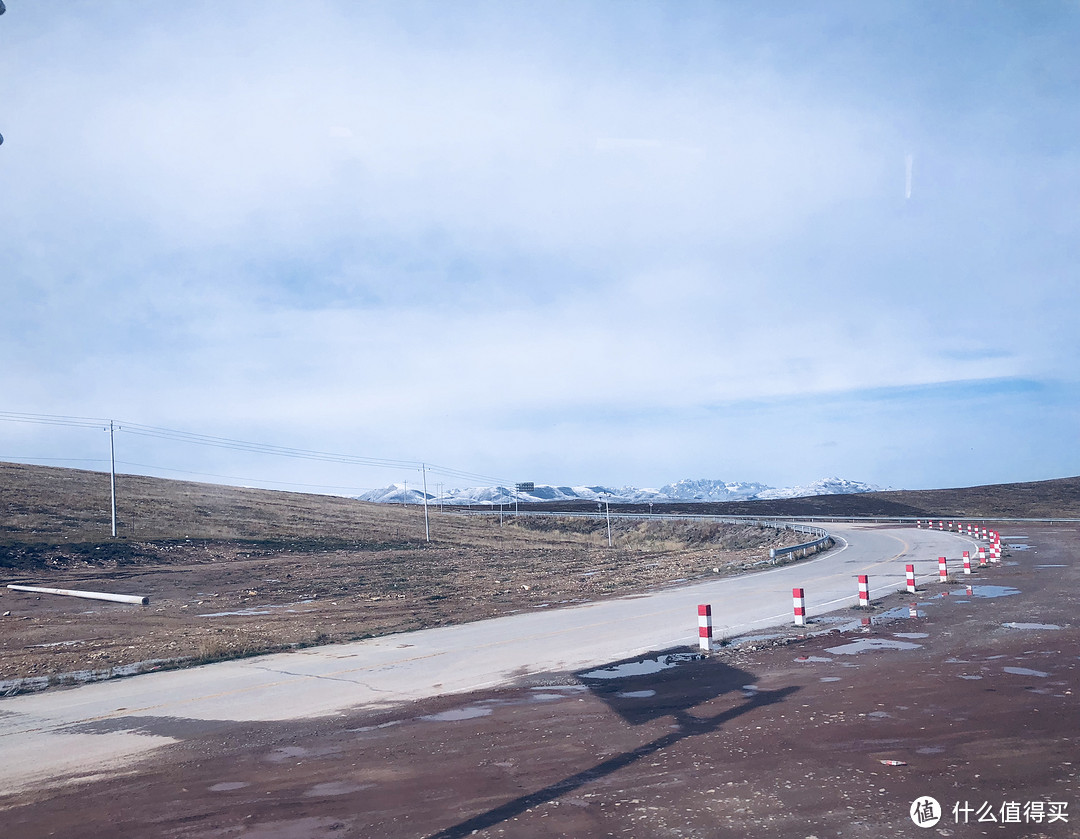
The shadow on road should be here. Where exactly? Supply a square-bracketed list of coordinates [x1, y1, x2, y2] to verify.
[424, 652, 798, 839]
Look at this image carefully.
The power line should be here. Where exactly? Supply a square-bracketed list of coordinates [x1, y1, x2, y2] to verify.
[115, 460, 386, 494]
[0, 411, 515, 486]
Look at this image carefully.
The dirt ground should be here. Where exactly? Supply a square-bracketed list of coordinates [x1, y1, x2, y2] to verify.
[2, 523, 1076, 838]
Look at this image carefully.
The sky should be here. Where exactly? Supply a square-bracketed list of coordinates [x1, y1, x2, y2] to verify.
[1, 0, 1079, 496]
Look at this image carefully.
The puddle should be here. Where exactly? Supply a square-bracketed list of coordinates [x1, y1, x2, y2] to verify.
[960, 585, 1021, 599]
[305, 781, 371, 797]
[917, 746, 945, 755]
[867, 710, 892, 719]
[892, 632, 929, 639]
[1008, 544, 1033, 551]
[1003, 622, 1062, 630]
[795, 656, 833, 663]
[1003, 666, 1049, 678]
[826, 605, 926, 633]
[1036, 564, 1067, 568]
[616, 690, 657, 699]
[209, 782, 250, 792]
[530, 693, 571, 702]
[820, 676, 842, 682]
[826, 639, 923, 656]
[958, 675, 983, 680]
[421, 706, 493, 722]
[579, 652, 703, 680]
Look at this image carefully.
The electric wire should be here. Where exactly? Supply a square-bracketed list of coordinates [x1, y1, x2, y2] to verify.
[0, 411, 516, 488]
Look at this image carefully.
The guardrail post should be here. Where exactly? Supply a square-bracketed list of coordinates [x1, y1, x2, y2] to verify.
[792, 588, 806, 626]
[698, 604, 713, 652]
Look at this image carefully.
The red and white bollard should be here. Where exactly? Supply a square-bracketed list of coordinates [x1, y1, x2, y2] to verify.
[793, 587, 806, 626]
[858, 575, 870, 607]
[967, 523, 974, 536]
[697, 604, 713, 652]
[962, 551, 972, 575]
[977, 547, 988, 565]
[939, 520, 945, 531]
[916, 519, 922, 529]
[906, 564, 917, 593]
[990, 543, 1001, 562]
[939, 556, 948, 582]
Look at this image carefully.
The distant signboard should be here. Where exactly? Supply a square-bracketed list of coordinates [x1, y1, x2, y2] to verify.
[515, 482, 535, 493]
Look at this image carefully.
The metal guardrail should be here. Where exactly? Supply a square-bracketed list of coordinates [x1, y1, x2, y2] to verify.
[766, 525, 832, 561]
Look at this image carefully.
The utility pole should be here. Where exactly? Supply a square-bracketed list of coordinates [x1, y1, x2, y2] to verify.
[605, 497, 612, 547]
[108, 420, 117, 538]
[403, 480, 407, 506]
[103, 418, 117, 537]
[421, 463, 430, 542]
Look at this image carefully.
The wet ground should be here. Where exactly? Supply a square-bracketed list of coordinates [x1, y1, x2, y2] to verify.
[1, 524, 1078, 837]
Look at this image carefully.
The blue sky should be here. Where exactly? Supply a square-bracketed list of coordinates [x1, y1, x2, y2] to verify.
[1, 1, 1078, 494]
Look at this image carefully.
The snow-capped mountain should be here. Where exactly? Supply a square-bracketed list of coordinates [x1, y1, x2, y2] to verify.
[754, 477, 883, 500]
[358, 477, 883, 505]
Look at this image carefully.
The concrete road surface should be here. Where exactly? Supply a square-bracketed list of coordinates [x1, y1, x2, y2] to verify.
[0, 523, 976, 794]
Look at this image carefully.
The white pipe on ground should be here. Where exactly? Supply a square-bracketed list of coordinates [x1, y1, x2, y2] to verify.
[6, 584, 149, 606]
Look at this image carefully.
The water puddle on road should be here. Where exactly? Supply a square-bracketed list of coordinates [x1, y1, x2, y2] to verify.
[617, 690, 657, 699]
[1003, 666, 1049, 678]
[825, 638, 923, 656]
[825, 605, 927, 633]
[954, 585, 1021, 599]
[579, 652, 704, 680]
[1002, 622, 1062, 630]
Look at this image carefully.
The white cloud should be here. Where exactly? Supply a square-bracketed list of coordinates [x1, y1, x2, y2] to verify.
[1, 2, 1078, 490]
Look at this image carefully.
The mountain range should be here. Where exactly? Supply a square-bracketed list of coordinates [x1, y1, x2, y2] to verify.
[357, 477, 884, 506]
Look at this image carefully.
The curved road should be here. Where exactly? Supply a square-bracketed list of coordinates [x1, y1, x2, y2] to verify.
[0, 523, 977, 794]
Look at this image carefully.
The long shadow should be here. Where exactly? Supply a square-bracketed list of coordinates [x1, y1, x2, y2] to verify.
[424, 654, 799, 839]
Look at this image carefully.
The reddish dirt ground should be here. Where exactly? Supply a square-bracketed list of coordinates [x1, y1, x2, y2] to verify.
[2, 524, 1078, 838]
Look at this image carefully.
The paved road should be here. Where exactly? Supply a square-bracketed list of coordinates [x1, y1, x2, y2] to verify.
[0, 523, 977, 794]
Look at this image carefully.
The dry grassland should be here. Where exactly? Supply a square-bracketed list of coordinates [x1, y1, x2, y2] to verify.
[0, 463, 802, 688]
